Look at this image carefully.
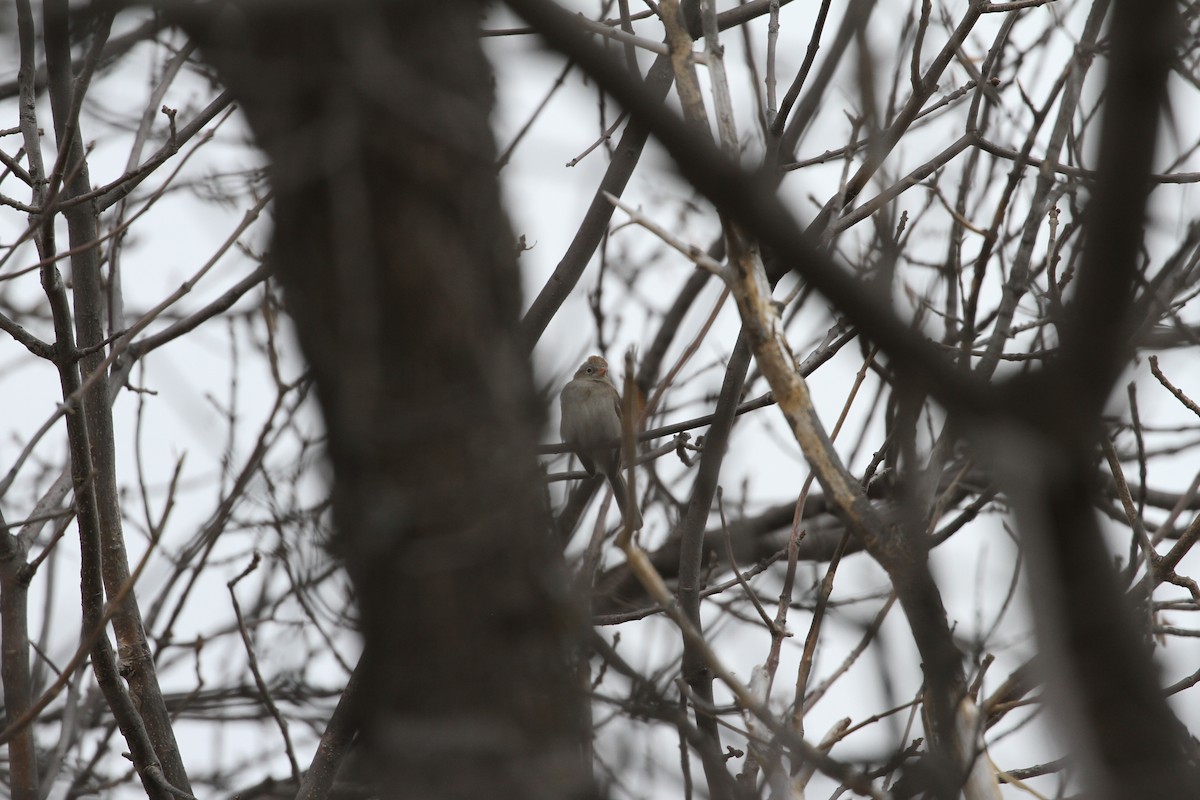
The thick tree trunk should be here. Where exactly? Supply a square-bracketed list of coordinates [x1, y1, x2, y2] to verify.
[185, 3, 592, 797]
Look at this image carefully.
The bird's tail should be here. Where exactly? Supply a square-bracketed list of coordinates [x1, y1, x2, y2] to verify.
[605, 467, 643, 530]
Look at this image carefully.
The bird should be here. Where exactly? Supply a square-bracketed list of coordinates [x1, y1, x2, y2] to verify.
[560, 355, 643, 529]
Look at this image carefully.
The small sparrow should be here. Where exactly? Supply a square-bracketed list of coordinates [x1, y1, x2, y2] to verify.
[560, 355, 642, 529]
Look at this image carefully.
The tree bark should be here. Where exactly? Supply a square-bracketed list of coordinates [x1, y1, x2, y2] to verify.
[184, 2, 593, 797]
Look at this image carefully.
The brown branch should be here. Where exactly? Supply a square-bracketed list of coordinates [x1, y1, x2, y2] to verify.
[41, 1, 191, 791]
[519, 0, 801, 348]
[228, 553, 302, 785]
[0, 507, 38, 800]
[1149, 354, 1200, 420]
[295, 658, 363, 800]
